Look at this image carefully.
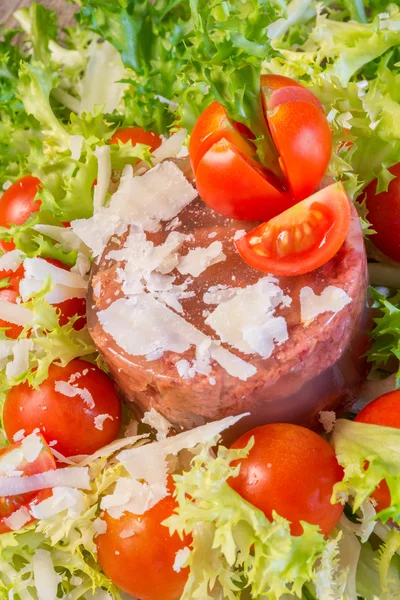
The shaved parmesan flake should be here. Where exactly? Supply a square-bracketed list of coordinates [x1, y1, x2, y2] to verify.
[203, 284, 238, 305]
[109, 161, 197, 232]
[93, 145, 111, 210]
[23, 257, 87, 289]
[206, 278, 291, 358]
[300, 286, 352, 323]
[0, 467, 90, 496]
[177, 241, 226, 277]
[13, 429, 25, 442]
[0, 448, 23, 476]
[71, 210, 128, 258]
[98, 295, 255, 380]
[30, 487, 85, 519]
[94, 413, 113, 431]
[135, 130, 188, 172]
[142, 409, 172, 441]
[3, 506, 31, 531]
[173, 547, 191, 573]
[233, 229, 246, 241]
[319, 411, 337, 434]
[5, 339, 33, 378]
[54, 380, 95, 409]
[101, 476, 167, 518]
[0, 249, 24, 272]
[21, 432, 43, 463]
[33, 550, 61, 600]
[0, 299, 33, 326]
[93, 517, 107, 535]
[33, 224, 90, 256]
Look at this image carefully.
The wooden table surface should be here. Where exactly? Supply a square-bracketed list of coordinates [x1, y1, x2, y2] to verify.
[1, 0, 76, 29]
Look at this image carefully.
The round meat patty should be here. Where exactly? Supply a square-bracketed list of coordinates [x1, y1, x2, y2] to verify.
[87, 167, 369, 436]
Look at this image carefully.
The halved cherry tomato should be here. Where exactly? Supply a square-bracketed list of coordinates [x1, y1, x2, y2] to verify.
[0, 257, 86, 336]
[110, 127, 162, 153]
[364, 163, 400, 262]
[3, 359, 122, 457]
[0, 434, 56, 534]
[97, 478, 190, 600]
[229, 423, 344, 536]
[355, 390, 400, 512]
[190, 75, 332, 221]
[0, 176, 41, 252]
[235, 182, 351, 276]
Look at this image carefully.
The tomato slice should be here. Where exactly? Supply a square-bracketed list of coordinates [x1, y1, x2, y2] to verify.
[110, 127, 162, 153]
[0, 434, 56, 534]
[235, 182, 351, 276]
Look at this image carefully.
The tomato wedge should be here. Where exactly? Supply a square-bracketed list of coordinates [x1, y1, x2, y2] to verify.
[235, 182, 351, 276]
[0, 434, 56, 534]
[189, 75, 332, 222]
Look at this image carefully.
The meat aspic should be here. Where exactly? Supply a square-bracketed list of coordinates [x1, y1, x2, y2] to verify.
[86, 158, 370, 435]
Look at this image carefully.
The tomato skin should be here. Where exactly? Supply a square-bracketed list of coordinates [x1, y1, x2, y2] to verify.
[97, 482, 189, 600]
[235, 182, 351, 276]
[355, 390, 400, 511]
[195, 137, 294, 221]
[364, 163, 400, 262]
[229, 423, 344, 536]
[3, 359, 122, 457]
[0, 176, 41, 252]
[267, 100, 332, 201]
[110, 127, 162, 153]
[0, 435, 56, 534]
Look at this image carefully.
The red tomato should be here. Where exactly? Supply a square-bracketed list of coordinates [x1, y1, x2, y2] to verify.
[229, 423, 344, 536]
[189, 75, 332, 221]
[3, 359, 122, 457]
[0, 176, 41, 252]
[0, 435, 56, 534]
[364, 163, 400, 262]
[235, 182, 351, 276]
[0, 257, 86, 335]
[97, 480, 190, 600]
[110, 127, 162, 153]
[354, 390, 400, 512]
[0, 263, 25, 338]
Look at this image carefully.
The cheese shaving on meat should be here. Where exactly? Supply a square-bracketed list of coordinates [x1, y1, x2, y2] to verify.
[177, 241, 226, 277]
[206, 277, 291, 358]
[142, 409, 172, 441]
[97, 295, 256, 380]
[203, 284, 239, 305]
[300, 285, 352, 323]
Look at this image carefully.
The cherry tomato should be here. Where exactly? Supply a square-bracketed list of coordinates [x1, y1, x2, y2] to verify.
[0, 435, 56, 534]
[0, 257, 86, 336]
[3, 359, 122, 457]
[364, 163, 400, 262]
[110, 127, 162, 153]
[230, 423, 344, 536]
[354, 390, 400, 512]
[97, 479, 190, 600]
[235, 182, 351, 276]
[189, 75, 332, 221]
[0, 176, 41, 252]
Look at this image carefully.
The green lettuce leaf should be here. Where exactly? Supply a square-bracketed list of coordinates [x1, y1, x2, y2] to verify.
[366, 287, 400, 386]
[166, 441, 328, 600]
[332, 418, 400, 523]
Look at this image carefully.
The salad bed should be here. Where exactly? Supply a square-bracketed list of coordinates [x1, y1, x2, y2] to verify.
[2, 1, 400, 599]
